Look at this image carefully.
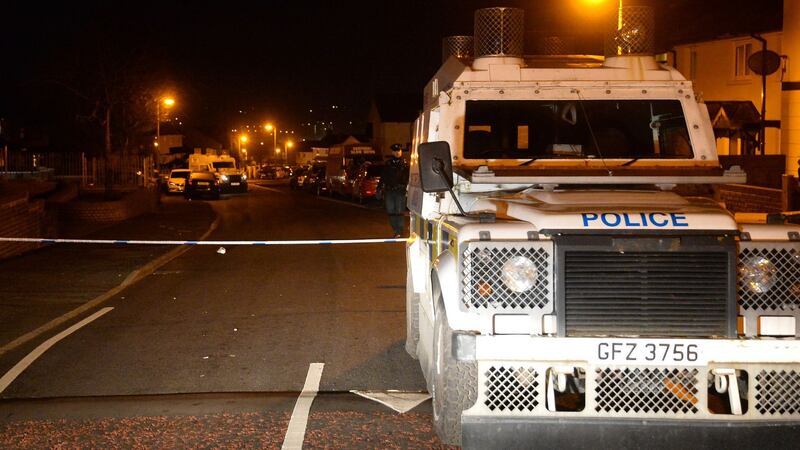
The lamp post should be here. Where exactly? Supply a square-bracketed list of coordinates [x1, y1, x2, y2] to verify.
[265, 123, 277, 162]
[154, 97, 175, 186]
[286, 140, 293, 165]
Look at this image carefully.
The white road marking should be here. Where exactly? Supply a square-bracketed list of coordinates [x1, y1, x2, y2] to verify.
[282, 362, 325, 450]
[351, 390, 431, 413]
[0, 307, 114, 394]
[250, 184, 285, 194]
[0, 216, 220, 358]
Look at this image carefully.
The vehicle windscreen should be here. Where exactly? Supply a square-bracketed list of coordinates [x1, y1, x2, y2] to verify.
[171, 171, 190, 179]
[463, 99, 693, 160]
[366, 165, 383, 176]
[212, 161, 235, 169]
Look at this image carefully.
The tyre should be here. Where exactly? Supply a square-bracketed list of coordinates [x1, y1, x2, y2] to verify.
[432, 297, 478, 446]
[405, 270, 420, 359]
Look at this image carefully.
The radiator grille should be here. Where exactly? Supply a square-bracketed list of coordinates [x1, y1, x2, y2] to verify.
[564, 251, 730, 337]
[738, 247, 800, 312]
[484, 366, 540, 412]
[755, 369, 800, 415]
[462, 243, 552, 310]
[595, 367, 699, 414]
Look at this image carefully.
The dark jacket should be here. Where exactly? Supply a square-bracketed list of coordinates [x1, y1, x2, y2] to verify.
[379, 156, 409, 191]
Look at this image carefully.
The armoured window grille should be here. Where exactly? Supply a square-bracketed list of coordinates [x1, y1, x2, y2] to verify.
[755, 369, 800, 415]
[594, 367, 699, 414]
[461, 243, 553, 310]
[604, 6, 655, 57]
[473, 7, 524, 58]
[738, 246, 800, 312]
[484, 366, 540, 412]
[442, 36, 474, 63]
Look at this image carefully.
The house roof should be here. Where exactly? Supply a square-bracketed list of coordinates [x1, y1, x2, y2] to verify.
[705, 101, 761, 129]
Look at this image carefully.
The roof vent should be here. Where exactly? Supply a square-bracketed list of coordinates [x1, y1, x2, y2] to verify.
[442, 35, 474, 63]
[604, 5, 655, 57]
[474, 7, 525, 58]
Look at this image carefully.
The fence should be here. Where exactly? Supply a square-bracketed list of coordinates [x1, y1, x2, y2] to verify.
[1, 149, 151, 188]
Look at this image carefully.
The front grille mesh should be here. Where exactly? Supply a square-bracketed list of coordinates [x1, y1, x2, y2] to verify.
[462, 243, 552, 310]
[755, 369, 800, 415]
[595, 367, 699, 414]
[564, 251, 730, 337]
[738, 246, 800, 312]
[484, 366, 540, 412]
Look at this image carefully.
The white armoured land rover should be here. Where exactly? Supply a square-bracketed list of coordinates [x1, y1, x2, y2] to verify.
[405, 6, 800, 448]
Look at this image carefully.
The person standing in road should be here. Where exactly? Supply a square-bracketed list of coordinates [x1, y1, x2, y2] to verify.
[378, 143, 409, 238]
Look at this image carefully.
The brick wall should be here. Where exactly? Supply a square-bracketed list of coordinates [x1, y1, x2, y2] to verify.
[0, 194, 48, 259]
[58, 188, 156, 224]
[717, 184, 783, 213]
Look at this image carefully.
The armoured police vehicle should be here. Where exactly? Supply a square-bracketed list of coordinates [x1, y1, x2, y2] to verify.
[405, 6, 800, 448]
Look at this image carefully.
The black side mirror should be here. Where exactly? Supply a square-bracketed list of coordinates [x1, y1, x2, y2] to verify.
[418, 141, 453, 193]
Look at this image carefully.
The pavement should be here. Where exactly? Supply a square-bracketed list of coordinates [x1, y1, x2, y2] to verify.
[0, 194, 218, 353]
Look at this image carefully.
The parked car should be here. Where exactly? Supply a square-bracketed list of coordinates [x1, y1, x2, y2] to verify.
[289, 167, 307, 189]
[166, 169, 191, 194]
[258, 166, 287, 180]
[302, 164, 328, 196]
[184, 171, 220, 200]
[352, 162, 383, 203]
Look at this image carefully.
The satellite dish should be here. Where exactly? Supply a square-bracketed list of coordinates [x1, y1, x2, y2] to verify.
[748, 50, 781, 75]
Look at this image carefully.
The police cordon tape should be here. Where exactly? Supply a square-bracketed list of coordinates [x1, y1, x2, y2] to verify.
[0, 237, 408, 246]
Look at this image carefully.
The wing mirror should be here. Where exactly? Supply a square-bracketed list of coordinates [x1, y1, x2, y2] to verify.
[418, 141, 454, 193]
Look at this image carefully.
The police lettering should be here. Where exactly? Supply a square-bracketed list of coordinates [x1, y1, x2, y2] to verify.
[581, 212, 689, 228]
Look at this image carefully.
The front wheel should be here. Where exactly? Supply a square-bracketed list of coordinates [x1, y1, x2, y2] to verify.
[431, 298, 478, 446]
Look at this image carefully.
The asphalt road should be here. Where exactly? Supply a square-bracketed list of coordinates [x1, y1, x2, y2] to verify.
[0, 182, 448, 448]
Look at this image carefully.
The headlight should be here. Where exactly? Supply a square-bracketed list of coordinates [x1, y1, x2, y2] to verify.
[220, 174, 229, 182]
[242, 173, 247, 181]
[501, 256, 538, 293]
[740, 255, 778, 293]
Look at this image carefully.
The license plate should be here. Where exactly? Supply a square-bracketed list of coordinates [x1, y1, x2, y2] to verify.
[231, 182, 240, 186]
[593, 340, 704, 365]
[198, 181, 209, 186]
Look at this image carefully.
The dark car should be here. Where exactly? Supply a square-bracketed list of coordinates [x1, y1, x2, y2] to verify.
[302, 164, 328, 196]
[289, 167, 307, 190]
[184, 171, 220, 200]
[352, 162, 383, 203]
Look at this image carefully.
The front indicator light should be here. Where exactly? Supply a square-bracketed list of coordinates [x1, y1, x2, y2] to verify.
[501, 256, 538, 293]
[740, 256, 778, 293]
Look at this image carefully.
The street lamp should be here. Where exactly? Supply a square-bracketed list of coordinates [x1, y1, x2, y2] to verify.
[286, 140, 293, 165]
[155, 97, 176, 150]
[154, 96, 175, 186]
[265, 123, 277, 161]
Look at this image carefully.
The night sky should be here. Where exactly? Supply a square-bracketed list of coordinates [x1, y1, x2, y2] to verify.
[0, 0, 783, 144]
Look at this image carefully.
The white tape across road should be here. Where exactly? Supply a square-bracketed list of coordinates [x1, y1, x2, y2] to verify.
[0, 237, 407, 246]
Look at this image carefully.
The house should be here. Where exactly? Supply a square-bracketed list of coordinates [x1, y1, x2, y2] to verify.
[367, 94, 420, 157]
[669, 1, 799, 175]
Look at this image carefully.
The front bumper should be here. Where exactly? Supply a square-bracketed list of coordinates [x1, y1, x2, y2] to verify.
[462, 416, 800, 449]
[220, 181, 247, 193]
[458, 335, 800, 447]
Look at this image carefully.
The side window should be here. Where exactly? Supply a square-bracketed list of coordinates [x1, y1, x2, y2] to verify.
[733, 42, 753, 80]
